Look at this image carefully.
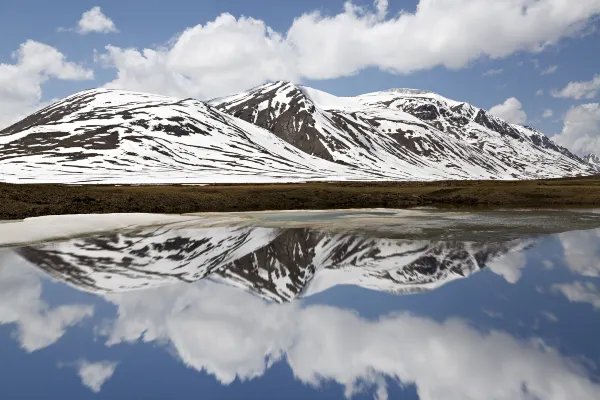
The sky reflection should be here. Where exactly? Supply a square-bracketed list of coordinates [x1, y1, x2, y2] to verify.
[1, 221, 600, 399]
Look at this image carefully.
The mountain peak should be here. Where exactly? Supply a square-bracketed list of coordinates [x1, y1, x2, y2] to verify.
[212, 82, 593, 180]
[585, 153, 600, 166]
[383, 88, 434, 95]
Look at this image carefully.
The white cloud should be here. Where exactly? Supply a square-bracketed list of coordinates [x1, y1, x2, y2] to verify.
[552, 103, 600, 156]
[552, 281, 600, 310]
[487, 250, 527, 283]
[483, 68, 503, 77]
[543, 260, 555, 269]
[543, 109, 554, 118]
[77, 361, 118, 392]
[98, 14, 297, 99]
[552, 74, 600, 100]
[374, 0, 388, 20]
[97, 0, 600, 99]
[483, 309, 503, 319]
[77, 7, 117, 34]
[99, 280, 600, 400]
[0, 40, 93, 130]
[0, 251, 94, 352]
[542, 311, 559, 322]
[489, 97, 527, 124]
[287, 0, 600, 79]
[555, 228, 600, 276]
[541, 65, 559, 75]
[536, 89, 545, 96]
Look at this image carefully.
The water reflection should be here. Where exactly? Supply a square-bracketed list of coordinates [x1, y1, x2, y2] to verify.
[0, 251, 93, 351]
[101, 281, 600, 400]
[1, 213, 600, 399]
[17, 227, 523, 301]
[557, 229, 600, 277]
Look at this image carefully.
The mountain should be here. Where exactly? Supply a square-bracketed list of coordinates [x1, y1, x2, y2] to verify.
[584, 153, 600, 170]
[0, 88, 367, 184]
[212, 81, 594, 180]
[0, 82, 595, 183]
[16, 225, 526, 302]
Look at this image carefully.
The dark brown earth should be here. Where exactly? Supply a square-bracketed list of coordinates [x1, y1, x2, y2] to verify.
[1, 176, 600, 220]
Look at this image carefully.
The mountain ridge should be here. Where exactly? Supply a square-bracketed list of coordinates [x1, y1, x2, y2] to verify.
[0, 82, 595, 183]
[213, 81, 592, 180]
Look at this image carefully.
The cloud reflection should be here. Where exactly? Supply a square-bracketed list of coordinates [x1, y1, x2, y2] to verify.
[552, 281, 600, 310]
[0, 251, 93, 352]
[100, 281, 600, 400]
[4, 222, 600, 398]
[487, 249, 527, 283]
[557, 229, 600, 277]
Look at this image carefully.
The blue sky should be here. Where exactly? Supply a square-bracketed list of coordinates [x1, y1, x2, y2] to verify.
[1, 0, 600, 154]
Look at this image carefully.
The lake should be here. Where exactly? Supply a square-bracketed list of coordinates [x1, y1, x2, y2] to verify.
[1, 209, 600, 399]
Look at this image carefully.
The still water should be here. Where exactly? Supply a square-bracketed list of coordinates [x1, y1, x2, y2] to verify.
[1, 209, 600, 399]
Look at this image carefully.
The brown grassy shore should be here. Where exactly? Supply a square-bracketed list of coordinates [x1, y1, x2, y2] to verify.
[2, 176, 600, 220]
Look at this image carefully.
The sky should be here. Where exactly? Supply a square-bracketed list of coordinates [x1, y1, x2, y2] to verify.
[1, 0, 600, 156]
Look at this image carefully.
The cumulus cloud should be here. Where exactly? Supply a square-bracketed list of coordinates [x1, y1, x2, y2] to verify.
[552, 281, 600, 310]
[98, 280, 600, 400]
[536, 89, 545, 96]
[287, 0, 600, 79]
[483, 68, 503, 77]
[76, 361, 118, 392]
[489, 97, 528, 124]
[0, 251, 94, 352]
[97, 0, 600, 99]
[552, 103, 600, 156]
[552, 74, 600, 100]
[98, 14, 296, 99]
[542, 65, 559, 75]
[61, 7, 118, 34]
[0, 40, 93, 130]
[543, 109, 554, 118]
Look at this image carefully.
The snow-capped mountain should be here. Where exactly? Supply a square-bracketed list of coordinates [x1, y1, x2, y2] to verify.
[0, 89, 368, 183]
[213, 81, 594, 180]
[16, 226, 526, 302]
[584, 153, 600, 170]
[0, 82, 595, 183]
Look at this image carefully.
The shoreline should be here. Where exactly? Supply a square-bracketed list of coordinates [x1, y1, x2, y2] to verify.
[2, 176, 600, 220]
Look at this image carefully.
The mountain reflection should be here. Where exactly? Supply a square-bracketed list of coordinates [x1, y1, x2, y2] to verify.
[16, 226, 525, 302]
[0, 251, 94, 352]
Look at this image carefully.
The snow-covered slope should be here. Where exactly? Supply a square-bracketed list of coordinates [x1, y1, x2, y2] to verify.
[2, 83, 595, 183]
[0, 89, 369, 183]
[213, 81, 595, 180]
[584, 153, 600, 170]
[16, 226, 525, 302]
